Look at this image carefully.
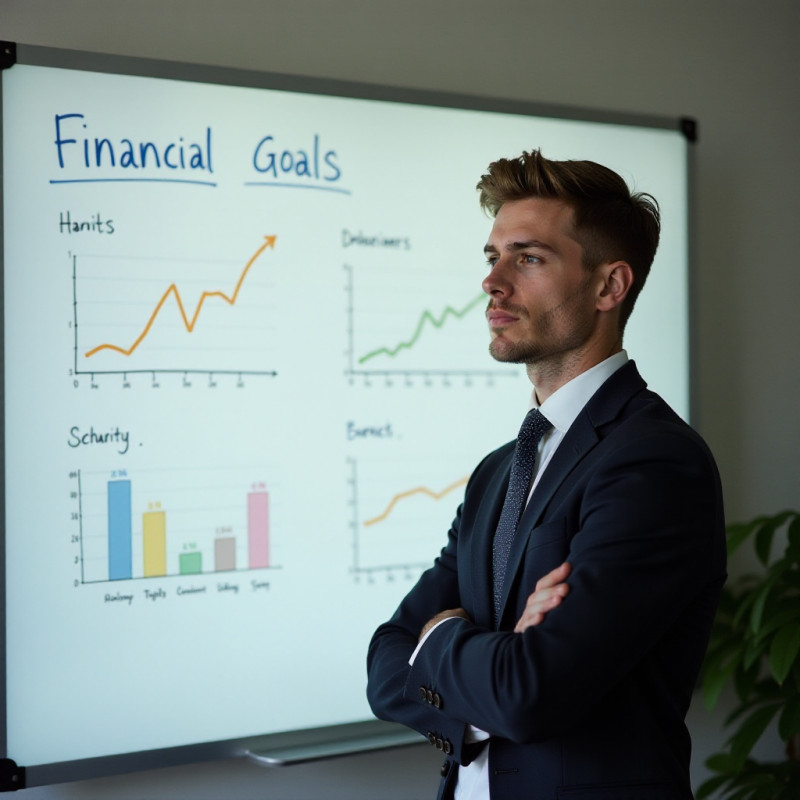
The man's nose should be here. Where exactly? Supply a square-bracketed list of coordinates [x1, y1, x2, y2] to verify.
[482, 258, 512, 297]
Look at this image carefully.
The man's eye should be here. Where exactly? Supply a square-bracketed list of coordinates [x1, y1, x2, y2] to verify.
[522, 254, 542, 265]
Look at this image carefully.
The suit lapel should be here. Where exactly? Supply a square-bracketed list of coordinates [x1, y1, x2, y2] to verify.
[497, 361, 647, 624]
[466, 447, 514, 629]
[497, 413, 598, 622]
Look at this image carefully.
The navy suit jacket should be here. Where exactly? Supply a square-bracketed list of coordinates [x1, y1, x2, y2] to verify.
[366, 362, 726, 800]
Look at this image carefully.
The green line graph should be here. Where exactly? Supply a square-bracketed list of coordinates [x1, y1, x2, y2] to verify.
[358, 294, 485, 365]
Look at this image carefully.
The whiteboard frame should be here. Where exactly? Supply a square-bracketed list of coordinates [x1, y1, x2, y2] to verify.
[0, 41, 695, 790]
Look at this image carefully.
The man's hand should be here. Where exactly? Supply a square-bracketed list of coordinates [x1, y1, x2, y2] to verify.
[419, 608, 471, 641]
[514, 562, 571, 633]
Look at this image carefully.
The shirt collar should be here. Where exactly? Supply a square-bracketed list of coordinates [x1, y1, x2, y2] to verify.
[532, 351, 629, 434]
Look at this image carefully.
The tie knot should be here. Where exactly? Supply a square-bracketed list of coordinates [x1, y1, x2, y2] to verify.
[519, 408, 553, 443]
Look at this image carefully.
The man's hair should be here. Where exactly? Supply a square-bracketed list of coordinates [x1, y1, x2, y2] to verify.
[476, 149, 661, 332]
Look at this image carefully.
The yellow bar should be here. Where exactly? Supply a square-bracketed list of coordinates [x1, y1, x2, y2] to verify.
[143, 510, 167, 576]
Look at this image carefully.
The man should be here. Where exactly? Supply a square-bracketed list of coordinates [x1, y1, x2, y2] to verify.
[366, 150, 726, 800]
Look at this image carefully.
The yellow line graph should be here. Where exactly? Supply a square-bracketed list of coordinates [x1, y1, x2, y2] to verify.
[363, 475, 470, 527]
[84, 235, 276, 358]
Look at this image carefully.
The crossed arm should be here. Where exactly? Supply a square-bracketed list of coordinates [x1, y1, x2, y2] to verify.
[369, 421, 725, 763]
[418, 561, 572, 641]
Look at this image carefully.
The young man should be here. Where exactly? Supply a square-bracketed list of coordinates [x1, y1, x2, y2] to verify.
[366, 150, 726, 800]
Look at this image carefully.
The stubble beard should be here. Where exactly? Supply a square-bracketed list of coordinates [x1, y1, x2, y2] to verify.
[488, 329, 538, 364]
[487, 279, 597, 368]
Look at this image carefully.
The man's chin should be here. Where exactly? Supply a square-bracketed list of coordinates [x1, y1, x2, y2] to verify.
[488, 340, 529, 364]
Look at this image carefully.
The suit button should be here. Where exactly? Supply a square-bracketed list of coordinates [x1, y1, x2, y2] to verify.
[441, 760, 451, 777]
[435, 737, 444, 750]
[426, 689, 434, 704]
[427, 731, 436, 746]
[443, 739, 453, 755]
[432, 692, 442, 709]
[419, 686, 427, 701]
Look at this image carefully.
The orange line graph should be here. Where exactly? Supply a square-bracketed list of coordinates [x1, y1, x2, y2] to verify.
[363, 475, 470, 527]
[84, 235, 277, 358]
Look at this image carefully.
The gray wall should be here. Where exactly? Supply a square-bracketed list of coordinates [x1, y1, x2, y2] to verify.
[2, 0, 798, 797]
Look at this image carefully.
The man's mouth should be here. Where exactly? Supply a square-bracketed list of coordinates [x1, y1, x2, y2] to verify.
[486, 308, 520, 328]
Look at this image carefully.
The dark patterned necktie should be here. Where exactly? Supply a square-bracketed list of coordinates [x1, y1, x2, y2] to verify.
[492, 408, 553, 625]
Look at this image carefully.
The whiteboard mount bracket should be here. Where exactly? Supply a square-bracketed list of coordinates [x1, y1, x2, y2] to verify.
[0, 758, 25, 792]
[0, 42, 17, 71]
[680, 116, 698, 143]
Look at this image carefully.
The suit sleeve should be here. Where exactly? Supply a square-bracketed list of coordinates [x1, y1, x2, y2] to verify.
[403, 425, 726, 744]
[366, 474, 489, 766]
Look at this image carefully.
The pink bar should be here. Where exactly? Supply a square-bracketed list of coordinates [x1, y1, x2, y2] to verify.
[248, 490, 270, 568]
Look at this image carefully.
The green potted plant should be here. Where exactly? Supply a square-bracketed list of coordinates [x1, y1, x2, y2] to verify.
[698, 510, 800, 799]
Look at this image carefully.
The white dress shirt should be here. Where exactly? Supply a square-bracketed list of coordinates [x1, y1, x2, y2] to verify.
[412, 351, 629, 799]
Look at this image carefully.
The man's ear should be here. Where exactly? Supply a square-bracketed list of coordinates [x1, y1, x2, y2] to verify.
[596, 261, 633, 312]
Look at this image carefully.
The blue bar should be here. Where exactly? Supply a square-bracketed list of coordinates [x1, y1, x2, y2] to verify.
[108, 480, 132, 580]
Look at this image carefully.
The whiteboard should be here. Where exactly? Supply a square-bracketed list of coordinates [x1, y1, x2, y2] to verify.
[0, 44, 690, 786]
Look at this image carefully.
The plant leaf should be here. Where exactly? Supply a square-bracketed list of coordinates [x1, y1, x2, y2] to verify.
[733, 661, 760, 702]
[723, 770, 776, 800]
[754, 605, 800, 643]
[731, 587, 759, 628]
[728, 704, 781, 769]
[750, 568, 786, 633]
[742, 635, 768, 671]
[696, 774, 730, 798]
[725, 683, 783, 725]
[703, 651, 740, 710]
[777, 762, 800, 799]
[696, 774, 730, 799]
[769, 621, 800, 684]
[778, 694, 800, 741]
[706, 752, 738, 772]
[727, 519, 764, 555]
[754, 510, 795, 565]
[755, 522, 777, 567]
[788, 514, 800, 562]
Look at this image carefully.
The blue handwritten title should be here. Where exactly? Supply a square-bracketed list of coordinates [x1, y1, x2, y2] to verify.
[51, 113, 348, 193]
[53, 114, 214, 185]
[250, 134, 342, 186]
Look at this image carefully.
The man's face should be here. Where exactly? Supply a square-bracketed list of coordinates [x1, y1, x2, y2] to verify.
[482, 197, 600, 368]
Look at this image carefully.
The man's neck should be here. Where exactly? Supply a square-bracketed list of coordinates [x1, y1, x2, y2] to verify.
[527, 341, 623, 403]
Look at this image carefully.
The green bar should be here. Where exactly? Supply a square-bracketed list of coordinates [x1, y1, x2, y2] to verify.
[179, 551, 202, 575]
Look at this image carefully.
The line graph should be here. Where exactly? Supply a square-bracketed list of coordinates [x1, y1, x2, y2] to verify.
[358, 296, 484, 365]
[84, 236, 276, 359]
[348, 457, 472, 577]
[363, 475, 469, 527]
[72, 238, 279, 378]
[343, 263, 517, 379]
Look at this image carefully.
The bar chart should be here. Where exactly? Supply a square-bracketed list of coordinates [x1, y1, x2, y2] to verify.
[78, 467, 275, 583]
